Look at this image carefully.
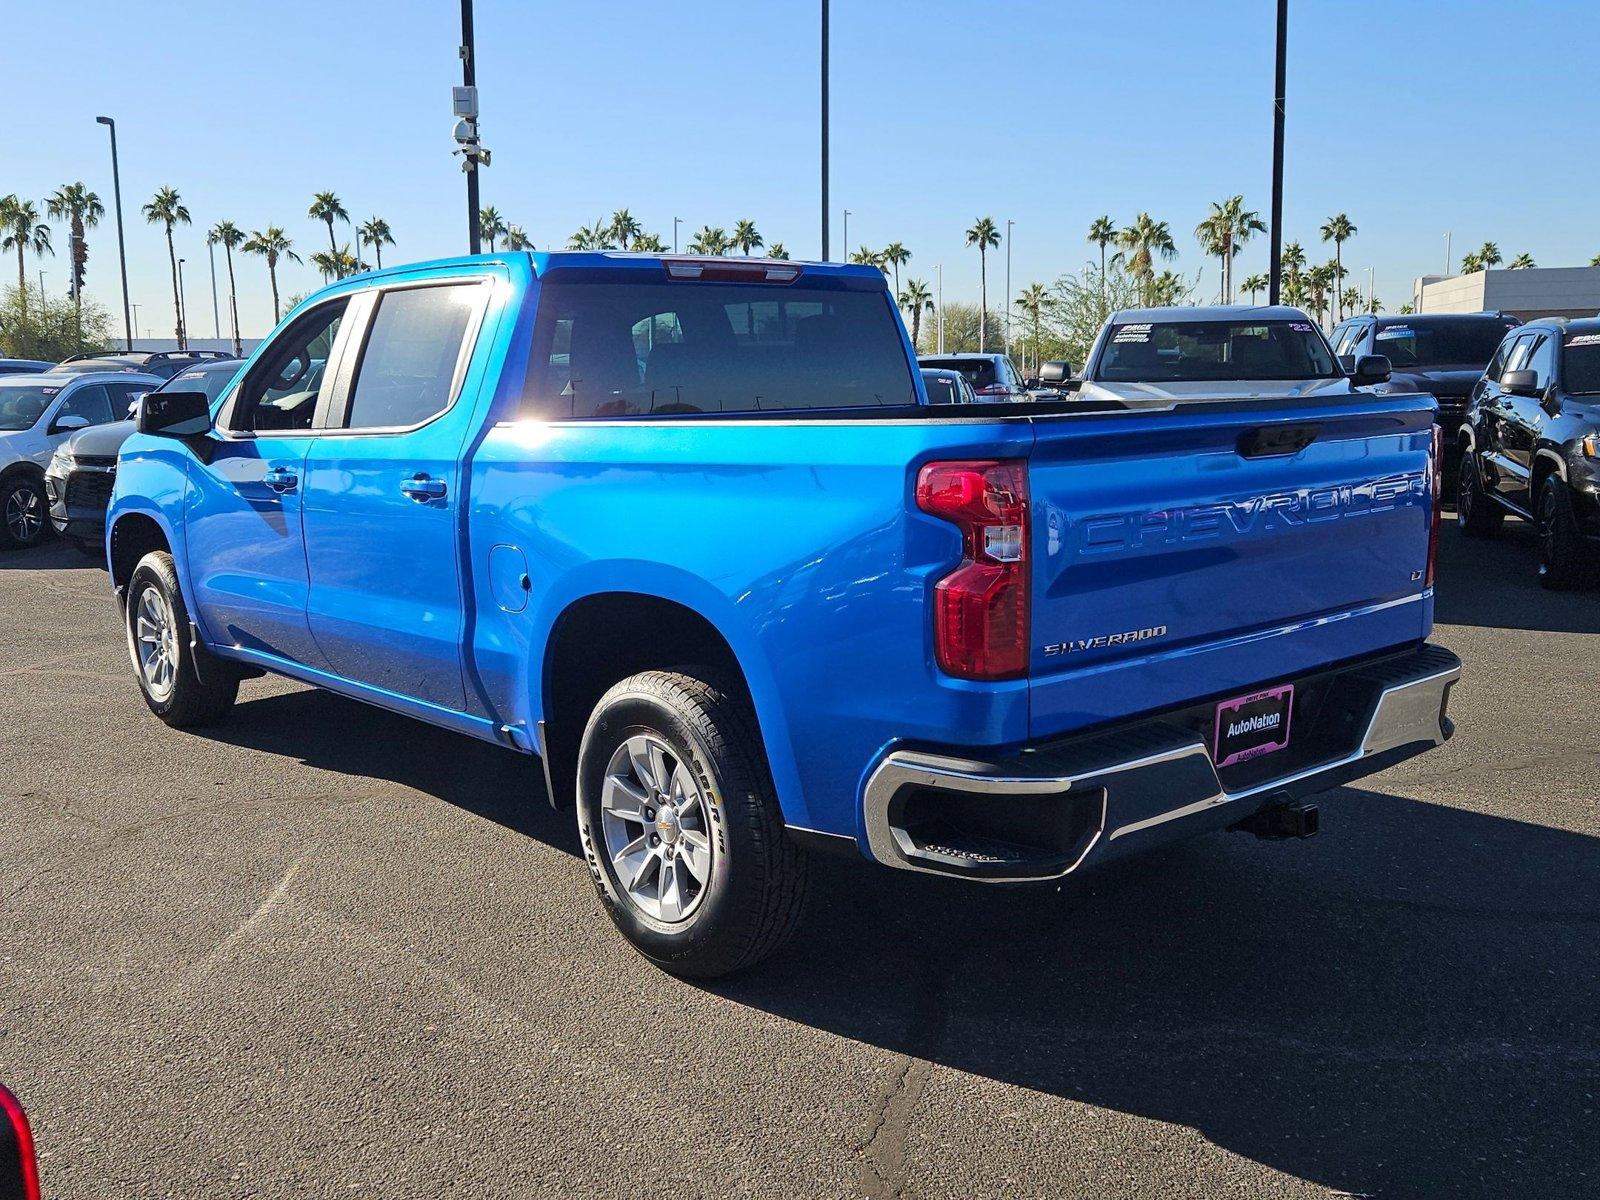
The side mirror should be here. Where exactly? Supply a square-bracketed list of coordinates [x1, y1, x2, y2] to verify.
[1337, 354, 1357, 373]
[1351, 354, 1392, 386]
[1500, 369, 1539, 398]
[1038, 360, 1075, 386]
[137, 389, 212, 438]
[50, 414, 90, 434]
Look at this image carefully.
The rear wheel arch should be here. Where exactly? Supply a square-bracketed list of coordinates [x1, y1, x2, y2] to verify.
[539, 592, 756, 810]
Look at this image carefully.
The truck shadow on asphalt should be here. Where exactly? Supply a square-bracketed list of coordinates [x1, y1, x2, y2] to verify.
[718, 796, 1600, 1198]
[205, 684, 1598, 1197]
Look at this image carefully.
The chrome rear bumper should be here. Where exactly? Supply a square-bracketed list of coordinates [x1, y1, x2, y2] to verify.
[862, 644, 1460, 882]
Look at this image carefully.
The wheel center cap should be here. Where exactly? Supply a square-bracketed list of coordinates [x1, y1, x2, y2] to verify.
[654, 806, 681, 844]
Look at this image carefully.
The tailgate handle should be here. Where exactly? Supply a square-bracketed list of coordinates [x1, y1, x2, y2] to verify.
[1238, 424, 1319, 458]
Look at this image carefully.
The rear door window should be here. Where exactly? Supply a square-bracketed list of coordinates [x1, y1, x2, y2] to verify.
[341, 283, 485, 430]
[57, 384, 114, 426]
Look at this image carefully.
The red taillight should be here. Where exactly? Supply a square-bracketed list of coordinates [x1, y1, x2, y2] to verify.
[974, 384, 1010, 396]
[0, 1084, 41, 1200]
[916, 459, 1029, 680]
[1427, 424, 1442, 588]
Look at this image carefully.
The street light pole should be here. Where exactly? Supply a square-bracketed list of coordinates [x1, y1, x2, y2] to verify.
[673, 217, 681, 254]
[1004, 219, 1014, 356]
[1443, 231, 1452, 276]
[843, 209, 850, 258]
[936, 263, 944, 354]
[1364, 266, 1374, 313]
[1267, 0, 1287, 305]
[131, 303, 141, 344]
[820, 0, 829, 261]
[207, 239, 220, 340]
[177, 258, 189, 350]
[96, 115, 133, 352]
[460, 0, 482, 254]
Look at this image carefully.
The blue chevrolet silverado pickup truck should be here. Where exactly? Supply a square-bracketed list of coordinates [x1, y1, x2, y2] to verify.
[108, 251, 1460, 976]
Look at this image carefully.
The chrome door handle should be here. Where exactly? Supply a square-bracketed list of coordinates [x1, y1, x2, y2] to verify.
[263, 466, 298, 494]
[399, 474, 447, 501]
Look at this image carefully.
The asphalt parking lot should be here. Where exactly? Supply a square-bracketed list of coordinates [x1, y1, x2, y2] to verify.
[1, 520, 1596, 1199]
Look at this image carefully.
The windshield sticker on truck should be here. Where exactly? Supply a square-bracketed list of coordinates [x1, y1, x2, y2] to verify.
[1376, 327, 1412, 340]
[1566, 333, 1600, 347]
[1112, 323, 1153, 344]
[1289, 322, 1315, 333]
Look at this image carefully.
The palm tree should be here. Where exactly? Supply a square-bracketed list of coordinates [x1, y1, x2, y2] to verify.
[1476, 242, 1503, 270]
[898, 278, 934, 350]
[850, 246, 887, 273]
[688, 225, 730, 255]
[1114, 213, 1177, 305]
[242, 226, 300, 323]
[358, 217, 395, 268]
[965, 216, 1001, 350]
[142, 187, 190, 347]
[1088, 215, 1117, 282]
[1, 196, 54, 311]
[609, 209, 641, 250]
[731, 219, 764, 256]
[46, 183, 102, 304]
[208, 221, 246, 355]
[1340, 286, 1363, 317]
[629, 231, 664, 253]
[1459, 251, 1483, 274]
[1591, 253, 1600, 268]
[1149, 270, 1188, 308]
[310, 247, 359, 283]
[1013, 283, 1052, 374]
[479, 206, 506, 252]
[1320, 213, 1357, 319]
[1197, 196, 1265, 304]
[1508, 252, 1536, 270]
[882, 241, 910, 299]
[308, 191, 349, 269]
[766, 242, 789, 260]
[502, 224, 533, 251]
[1240, 273, 1269, 304]
[1306, 262, 1336, 327]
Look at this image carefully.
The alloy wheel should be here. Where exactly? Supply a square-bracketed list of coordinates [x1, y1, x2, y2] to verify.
[1537, 487, 1557, 576]
[134, 586, 179, 700]
[5, 486, 42, 545]
[599, 733, 714, 923]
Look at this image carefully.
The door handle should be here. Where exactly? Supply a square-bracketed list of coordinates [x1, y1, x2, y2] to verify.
[263, 466, 298, 494]
[399, 473, 448, 501]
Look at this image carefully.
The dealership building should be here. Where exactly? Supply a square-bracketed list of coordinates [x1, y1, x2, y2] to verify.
[1412, 266, 1600, 320]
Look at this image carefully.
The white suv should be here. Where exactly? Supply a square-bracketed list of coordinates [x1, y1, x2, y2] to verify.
[0, 371, 161, 549]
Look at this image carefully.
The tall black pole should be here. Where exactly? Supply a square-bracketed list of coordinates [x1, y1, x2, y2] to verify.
[820, 0, 829, 261]
[1267, 0, 1287, 305]
[97, 116, 133, 351]
[462, 0, 481, 254]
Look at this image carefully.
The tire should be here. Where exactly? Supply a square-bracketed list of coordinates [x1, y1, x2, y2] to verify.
[0, 474, 49, 551]
[575, 669, 808, 978]
[1536, 475, 1598, 591]
[1456, 448, 1504, 537]
[124, 551, 240, 726]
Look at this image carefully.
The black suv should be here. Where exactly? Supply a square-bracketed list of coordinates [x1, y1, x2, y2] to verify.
[1457, 317, 1600, 588]
[1330, 312, 1522, 460]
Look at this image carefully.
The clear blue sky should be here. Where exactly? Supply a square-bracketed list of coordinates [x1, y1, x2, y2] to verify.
[5, 0, 1598, 339]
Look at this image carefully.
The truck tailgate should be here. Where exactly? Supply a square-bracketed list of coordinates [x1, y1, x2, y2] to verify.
[1026, 395, 1436, 741]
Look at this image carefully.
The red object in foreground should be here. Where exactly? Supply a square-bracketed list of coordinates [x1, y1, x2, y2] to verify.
[0, 1084, 40, 1200]
[916, 459, 1030, 680]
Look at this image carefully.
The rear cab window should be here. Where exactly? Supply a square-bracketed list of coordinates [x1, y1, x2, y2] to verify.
[522, 269, 918, 418]
[920, 358, 998, 389]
